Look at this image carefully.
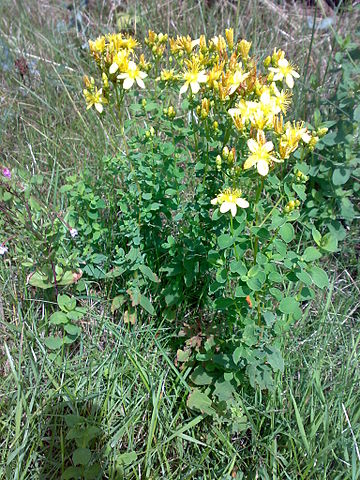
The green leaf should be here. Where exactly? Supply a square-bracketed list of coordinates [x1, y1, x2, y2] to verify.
[187, 389, 215, 415]
[83, 464, 102, 480]
[279, 297, 300, 314]
[44, 336, 63, 350]
[332, 167, 351, 186]
[320, 233, 338, 253]
[302, 246, 322, 262]
[62, 466, 83, 479]
[139, 295, 155, 315]
[28, 271, 52, 289]
[111, 295, 125, 314]
[308, 266, 329, 289]
[311, 227, 322, 246]
[296, 270, 313, 286]
[58, 270, 81, 286]
[138, 264, 160, 283]
[49, 312, 68, 325]
[266, 347, 284, 372]
[73, 447, 91, 466]
[242, 324, 258, 346]
[354, 104, 360, 122]
[191, 366, 214, 385]
[215, 268, 227, 284]
[214, 379, 235, 402]
[217, 234, 234, 250]
[116, 451, 138, 466]
[230, 260, 247, 276]
[279, 223, 295, 243]
[64, 324, 81, 336]
[58, 294, 76, 312]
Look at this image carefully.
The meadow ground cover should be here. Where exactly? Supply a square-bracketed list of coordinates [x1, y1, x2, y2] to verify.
[0, 1, 359, 479]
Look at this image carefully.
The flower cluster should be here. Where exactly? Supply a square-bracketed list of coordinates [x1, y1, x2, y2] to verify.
[84, 29, 320, 217]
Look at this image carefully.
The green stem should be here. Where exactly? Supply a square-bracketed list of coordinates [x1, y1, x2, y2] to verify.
[253, 177, 264, 262]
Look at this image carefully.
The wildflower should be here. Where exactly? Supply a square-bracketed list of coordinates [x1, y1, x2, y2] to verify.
[269, 57, 300, 89]
[211, 188, 249, 217]
[210, 35, 227, 53]
[207, 63, 224, 89]
[0, 245, 8, 255]
[227, 66, 250, 95]
[2, 167, 11, 179]
[89, 36, 106, 55]
[238, 39, 252, 60]
[159, 69, 177, 82]
[272, 86, 292, 114]
[70, 228, 78, 238]
[179, 58, 208, 95]
[244, 131, 279, 176]
[117, 61, 147, 89]
[83, 87, 108, 113]
[170, 36, 199, 55]
[279, 121, 311, 158]
[107, 33, 138, 53]
[109, 50, 129, 75]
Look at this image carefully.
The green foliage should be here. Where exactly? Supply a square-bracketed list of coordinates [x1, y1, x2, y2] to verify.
[303, 34, 360, 231]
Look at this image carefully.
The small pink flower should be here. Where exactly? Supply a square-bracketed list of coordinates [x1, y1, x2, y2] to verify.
[2, 168, 11, 179]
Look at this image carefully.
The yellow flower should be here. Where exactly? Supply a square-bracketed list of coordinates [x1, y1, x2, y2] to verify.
[89, 36, 106, 55]
[238, 39, 252, 59]
[227, 66, 250, 95]
[117, 61, 147, 89]
[272, 86, 292, 114]
[83, 87, 107, 113]
[109, 50, 129, 75]
[211, 188, 249, 217]
[207, 63, 224, 89]
[269, 57, 300, 89]
[159, 69, 177, 82]
[170, 35, 200, 55]
[107, 33, 138, 53]
[210, 35, 227, 53]
[180, 58, 208, 95]
[244, 131, 280, 176]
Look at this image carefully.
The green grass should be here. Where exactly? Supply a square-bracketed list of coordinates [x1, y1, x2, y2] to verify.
[1, 0, 359, 479]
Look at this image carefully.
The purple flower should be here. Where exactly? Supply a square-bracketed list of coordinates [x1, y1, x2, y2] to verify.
[0, 245, 8, 255]
[70, 228, 78, 238]
[2, 168, 11, 179]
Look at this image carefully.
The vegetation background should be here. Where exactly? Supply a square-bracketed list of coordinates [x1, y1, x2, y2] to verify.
[0, 0, 359, 479]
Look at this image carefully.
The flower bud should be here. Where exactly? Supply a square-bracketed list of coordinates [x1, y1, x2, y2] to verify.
[225, 28, 234, 50]
[215, 154, 222, 171]
[264, 56, 271, 67]
[213, 121, 219, 130]
[102, 72, 109, 88]
[238, 39, 251, 59]
[142, 98, 147, 107]
[222, 146, 229, 159]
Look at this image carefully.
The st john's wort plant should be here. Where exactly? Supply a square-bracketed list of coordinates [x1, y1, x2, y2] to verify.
[77, 28, 335, 410]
